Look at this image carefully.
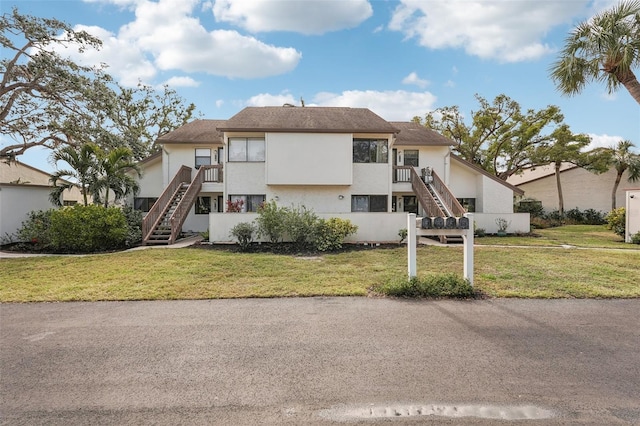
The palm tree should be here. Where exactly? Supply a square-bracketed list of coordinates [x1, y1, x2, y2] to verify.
[550, 0, 640, 105]
[91, 147, 141, 207]
[49, 144, 99, 206]
[606, 140, 640, 210]
[539, 125, 591, 216]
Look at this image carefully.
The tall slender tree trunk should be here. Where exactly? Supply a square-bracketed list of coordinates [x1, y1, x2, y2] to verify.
[617, 69, 640, 106]
[555, 162, 564, 216]
[612, 172, 623, 210]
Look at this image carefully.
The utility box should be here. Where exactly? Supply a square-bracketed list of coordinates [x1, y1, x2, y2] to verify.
[625, 189, 640, 243]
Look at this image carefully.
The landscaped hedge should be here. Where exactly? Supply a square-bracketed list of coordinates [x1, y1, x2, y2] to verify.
[10, 204, 142, 253]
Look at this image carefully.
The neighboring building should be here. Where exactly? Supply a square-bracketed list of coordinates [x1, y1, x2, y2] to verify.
[0, 160, 83, 239]
[626, 189, 640, 243]
[508, 163, 638, 214]
[134, 106, 528, 245]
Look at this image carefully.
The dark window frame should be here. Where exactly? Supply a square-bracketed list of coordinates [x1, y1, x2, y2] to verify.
[404, 150, 419, 167]
[351, 195, 388, 212]
[353, 138, 389, 163]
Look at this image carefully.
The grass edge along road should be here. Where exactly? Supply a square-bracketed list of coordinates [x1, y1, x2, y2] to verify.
[2, 225, 639, 302]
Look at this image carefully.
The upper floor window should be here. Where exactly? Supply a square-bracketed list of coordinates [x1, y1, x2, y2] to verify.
[195, 148, 211, 169]
[353, 139, 388, 163]
[404, 150, 419, 167]
[229, 138, 265, 162]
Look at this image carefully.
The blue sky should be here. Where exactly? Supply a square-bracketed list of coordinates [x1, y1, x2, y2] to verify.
[5, 0, 640, 174]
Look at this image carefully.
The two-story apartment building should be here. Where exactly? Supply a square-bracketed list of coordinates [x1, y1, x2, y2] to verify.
[135, 106, 527, 244]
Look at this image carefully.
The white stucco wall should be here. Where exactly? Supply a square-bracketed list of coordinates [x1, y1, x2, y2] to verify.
[448, 161, 478, 199]
[516, 167, 635, 214]
[161, 143, 223, 186]
[209, 212, 407, 243]
[136, 156, 163, 197]
[473, 213, 530, 234]
[266, 133, 352, 185]
[480, 176, 513, 213]
[626, 189, 640, 243]
[0, 184, 54, 238]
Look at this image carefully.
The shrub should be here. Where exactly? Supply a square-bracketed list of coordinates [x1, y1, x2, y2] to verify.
[49, 204, 128, 253]
[564, 207, 583, 224]
[515, 199, 544, 217]
[312, 217, 358, 252]
[255, 200, 287, 243]
[605, 207, 626, 238]
[582, 209, 607, 225]
[631, 232, 640, 245]
[226, 199, 244, 212]
[398, 228, 408, 243]
[122, 205, 143, 248]
[374, 274, 474, 298]
[230, 222, 255, 251]
[284, 204, 318, 249]
[475, 227, 486, 237]
[15, 209, 54, 250]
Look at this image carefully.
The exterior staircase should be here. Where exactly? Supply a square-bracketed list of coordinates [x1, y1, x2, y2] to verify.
[142, 165, 205, 245]
[408, 167, 466, 244]
[144, 183, 189, 244]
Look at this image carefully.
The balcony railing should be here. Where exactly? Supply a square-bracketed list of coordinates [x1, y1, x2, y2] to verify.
[393, 165, 412, 183]
[430, 171, 466, 217]
[201, 164, 223, 183]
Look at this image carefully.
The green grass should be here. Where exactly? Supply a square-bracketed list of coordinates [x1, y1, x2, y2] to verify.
[476, 224, 634, 249]
[1, 231, 639, 301]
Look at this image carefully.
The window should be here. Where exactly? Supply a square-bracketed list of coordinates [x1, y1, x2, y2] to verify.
[457, 198, 476, 213]
[403, 196, 418, 214]
[353, 139, 388, 163]
[404, 150, 419, 167]
[195, 196, 211, 214]
[228, 195, 266, 212]
[351, 195, 387, 212]
[134, 197, 158, 212]
[195, 148, 211, 169]
[228, 138, 265, 162]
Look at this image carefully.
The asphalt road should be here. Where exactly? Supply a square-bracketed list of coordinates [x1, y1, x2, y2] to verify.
[1, 298, 639, 425]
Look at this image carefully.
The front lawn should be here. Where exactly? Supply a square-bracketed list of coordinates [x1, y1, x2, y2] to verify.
[1, 237, 639, 301]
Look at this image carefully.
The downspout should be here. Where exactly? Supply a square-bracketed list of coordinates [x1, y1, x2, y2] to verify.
[444, 147, 451, 186]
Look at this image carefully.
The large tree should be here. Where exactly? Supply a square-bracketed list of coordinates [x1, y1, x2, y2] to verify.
[550, 0, 640, 105]
[535, 125, 591, 215]
[0, 8, 110, 160]
[1, 9, 199, 162]
[417, 94, 564, 180]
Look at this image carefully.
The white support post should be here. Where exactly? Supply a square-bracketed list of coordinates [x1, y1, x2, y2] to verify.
[462, 213, 474, 286]
[407, 213, 417, 279]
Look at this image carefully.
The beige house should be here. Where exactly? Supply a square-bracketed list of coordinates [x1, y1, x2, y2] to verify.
[0, 160, 83, 239]
[134, 106, 528, 245]
[508, 163, 638, 214]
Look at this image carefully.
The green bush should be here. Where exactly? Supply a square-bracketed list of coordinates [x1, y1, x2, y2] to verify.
[122, 205, 143, 248]
[255, 200, 287, 243]
[284, 205, 318, 249]
[230, 222, 255, 251]
[15, 209, 54, 250]
[515, 199, 544, 217]
[630, 231, 640, 245]
[398, 228, 408, 243]
[605, 207, 626, 238]
[375, 274, 474, 298]
[49, 204, 128, 253]
[312, 217, 358, 252]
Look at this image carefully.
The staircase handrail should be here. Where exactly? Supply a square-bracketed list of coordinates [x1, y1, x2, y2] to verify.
[430, 170, 466, 217]
[410, 167, 446, 217]
[167, 165, 209, 244]
[142, 165, 192, 242]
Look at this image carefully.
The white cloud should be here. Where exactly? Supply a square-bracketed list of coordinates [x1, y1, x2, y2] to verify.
[53, 0, 301, 87]
[212, 0, 373, 35]
[312, 89, 437, 121]
[586, 134, 627, 151]
[246, 92, 298, 107]
[215, 99, 224, 108]
[161, 76, 200, 87]
[389, 0, 588, 62]
[402, 72, 429, 88]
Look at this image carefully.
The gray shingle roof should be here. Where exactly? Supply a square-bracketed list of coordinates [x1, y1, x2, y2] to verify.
[218, 106, 399, 133]
[391, 122, 454, 147]
[156, 119, 225, 144]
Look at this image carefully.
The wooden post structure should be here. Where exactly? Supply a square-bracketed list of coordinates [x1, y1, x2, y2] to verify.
[407, 213, 417, 279]
[407, 212, 474, 286]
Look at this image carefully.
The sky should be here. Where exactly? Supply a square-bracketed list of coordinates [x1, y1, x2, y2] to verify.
[4, 0, 640, 174]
